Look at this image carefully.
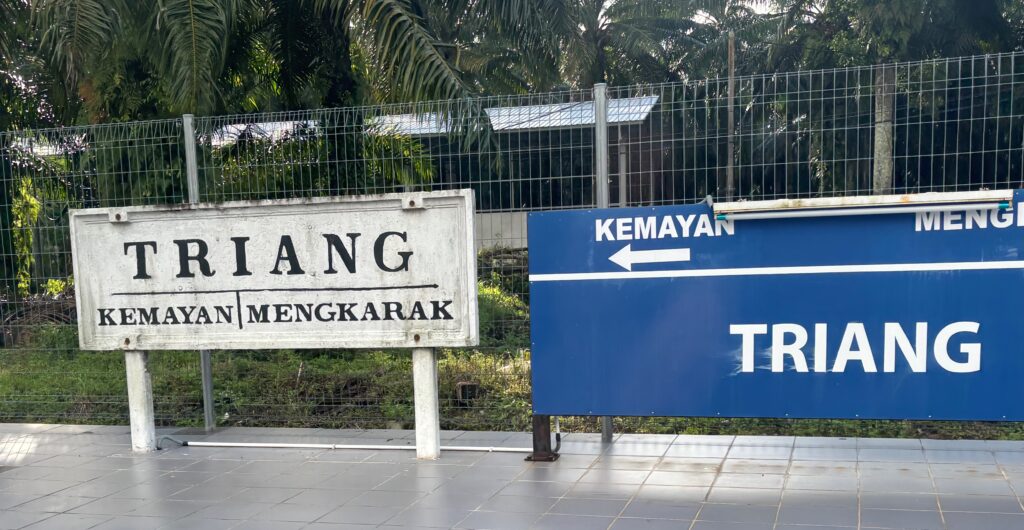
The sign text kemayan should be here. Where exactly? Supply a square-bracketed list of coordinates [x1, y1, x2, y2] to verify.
[96, 300, 455, 327]
[596, 213, 734, 241]
[730, 322, 980, 373]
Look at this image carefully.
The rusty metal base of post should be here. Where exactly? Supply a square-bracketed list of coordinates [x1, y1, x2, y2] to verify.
[525, 414, 559, 462]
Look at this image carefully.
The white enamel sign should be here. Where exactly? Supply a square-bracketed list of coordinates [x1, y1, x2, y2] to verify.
[71, 190, 478, 350]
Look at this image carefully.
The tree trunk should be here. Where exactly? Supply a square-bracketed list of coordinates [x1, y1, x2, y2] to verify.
[872, 64, 895, 195]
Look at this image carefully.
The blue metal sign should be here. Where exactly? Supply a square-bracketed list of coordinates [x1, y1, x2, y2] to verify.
[529, 191, 1024, 420]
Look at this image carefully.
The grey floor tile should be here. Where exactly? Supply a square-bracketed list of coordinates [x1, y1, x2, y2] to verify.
[301, 523, 377, 530]
[565, 483, 640, 500]
[231, 520, 306, 530]
[9, 495, 93, 513]
[654, 458, 722, 473]
[713, 473, 784, 490]
[673, 436, 735, 446]
[944, 512, 1024, 529]
[550, 498, 628, 517]
[283, 488, 362, 506]
[731, 436, 794, 447]
[859, 493, 939, 511]
[610, 518, 693, 530]
[514, 468, 587, 483]
[350, 490, 426, 508]
[193, 500, 275, 520]
[591, 457, 661, 471]
[68, 496, 150, 515]
[705, 488, 780, 506]
[645, 471, 716, 487]
[384, 507, 472, 528]
[787, 462, 857, 477]
[663, 445, 730, 459]
[530, 514, 615, 530]
[934, 477, 1014, 496]
[499, 481, 574, 498]
[776, 505, 857, 526]
[784, 474, 858, 491]
[696, 503, 777, 523]
[89, 516, 173, 530]
[858, 449, 926, 463]
[257, 502, 335, 522]
[579, 469, 650, 485]
[318, 504, 404, 525]
[929, 463, 1002, 479]
[20, 513, 112, 530]
[602, 444, 670, 457]
[860, 508, 943, 529]
[478, 495, 558, 514]
[456, 510, 541, 530]
[620, 499, 700, 520]
[860, 475, 936, 493]
[634, 485, 709, 503]
[719, 460, 787, 475]
[413, 492, 486, 511]
[725, 446, 792, 460]
[790, 448, 857, 461]
[0, 511, 55, 530]
[155, 516, 238, 530]
[939, 494, 1024, 513]
[924, 450, 997, 464]
[780, 491, 857, 509]
[690, 522, 772, 530]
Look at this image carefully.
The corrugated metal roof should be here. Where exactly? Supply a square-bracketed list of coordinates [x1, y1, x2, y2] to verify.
[365, 113, 451, 137]
[486, 96, 659, 132]
[365, 95, 659, 136]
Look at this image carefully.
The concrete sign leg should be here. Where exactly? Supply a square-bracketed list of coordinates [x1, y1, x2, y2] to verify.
[412, 347, 441, 460]
[124, 351, 156, 452]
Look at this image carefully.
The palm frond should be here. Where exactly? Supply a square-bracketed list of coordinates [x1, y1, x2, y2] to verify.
[33, 0, 122, 88]
[148, 0, 245, 113]
[359, 0, 468, 102]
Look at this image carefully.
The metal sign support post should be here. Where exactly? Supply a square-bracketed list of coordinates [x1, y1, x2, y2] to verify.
[593, 83, 615, 444]
[182, 114, 217, 433]
[412, 347, 441, 459]
[125, 350, 156, 452]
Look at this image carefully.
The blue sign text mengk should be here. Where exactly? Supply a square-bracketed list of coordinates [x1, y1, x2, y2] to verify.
[528, 191, 1024, 421]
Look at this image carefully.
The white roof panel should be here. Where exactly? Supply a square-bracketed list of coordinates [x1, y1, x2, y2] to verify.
[365, 95, 660, 136]
[365, 113, 451, 136]
[485, 95, 659, 132]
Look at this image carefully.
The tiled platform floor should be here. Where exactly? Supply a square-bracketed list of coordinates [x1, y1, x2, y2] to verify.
[2, 424, 1024, 529]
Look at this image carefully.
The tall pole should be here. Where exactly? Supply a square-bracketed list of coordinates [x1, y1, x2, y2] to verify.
[183, 114, 216, 433]
[593, 83, 614, 443]
[725, 31, 736, 200]
[594, 83, 610, 209]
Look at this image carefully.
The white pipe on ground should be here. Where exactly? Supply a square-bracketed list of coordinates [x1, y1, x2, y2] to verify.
[182, 441, 532, 453]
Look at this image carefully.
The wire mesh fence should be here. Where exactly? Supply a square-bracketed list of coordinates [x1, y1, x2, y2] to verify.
[1, 52, 1024, 433]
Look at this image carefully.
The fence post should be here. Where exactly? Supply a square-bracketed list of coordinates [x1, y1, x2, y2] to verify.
[725, 31, 736, 200]
[182, 114, 216, 433]
[873, 64, 895, 194]
[594, 83, 610, 209]
[593, 83, 614, 444]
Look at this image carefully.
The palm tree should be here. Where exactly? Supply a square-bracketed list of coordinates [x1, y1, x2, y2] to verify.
[30, 0, 574, 119]
[558, 0, 697, 88]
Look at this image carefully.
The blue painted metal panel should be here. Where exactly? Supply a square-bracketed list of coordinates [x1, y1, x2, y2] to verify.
[528, 191, 1024, 420]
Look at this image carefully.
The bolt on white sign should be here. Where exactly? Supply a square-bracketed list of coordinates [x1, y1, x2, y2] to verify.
[70, 190, 478, 350]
